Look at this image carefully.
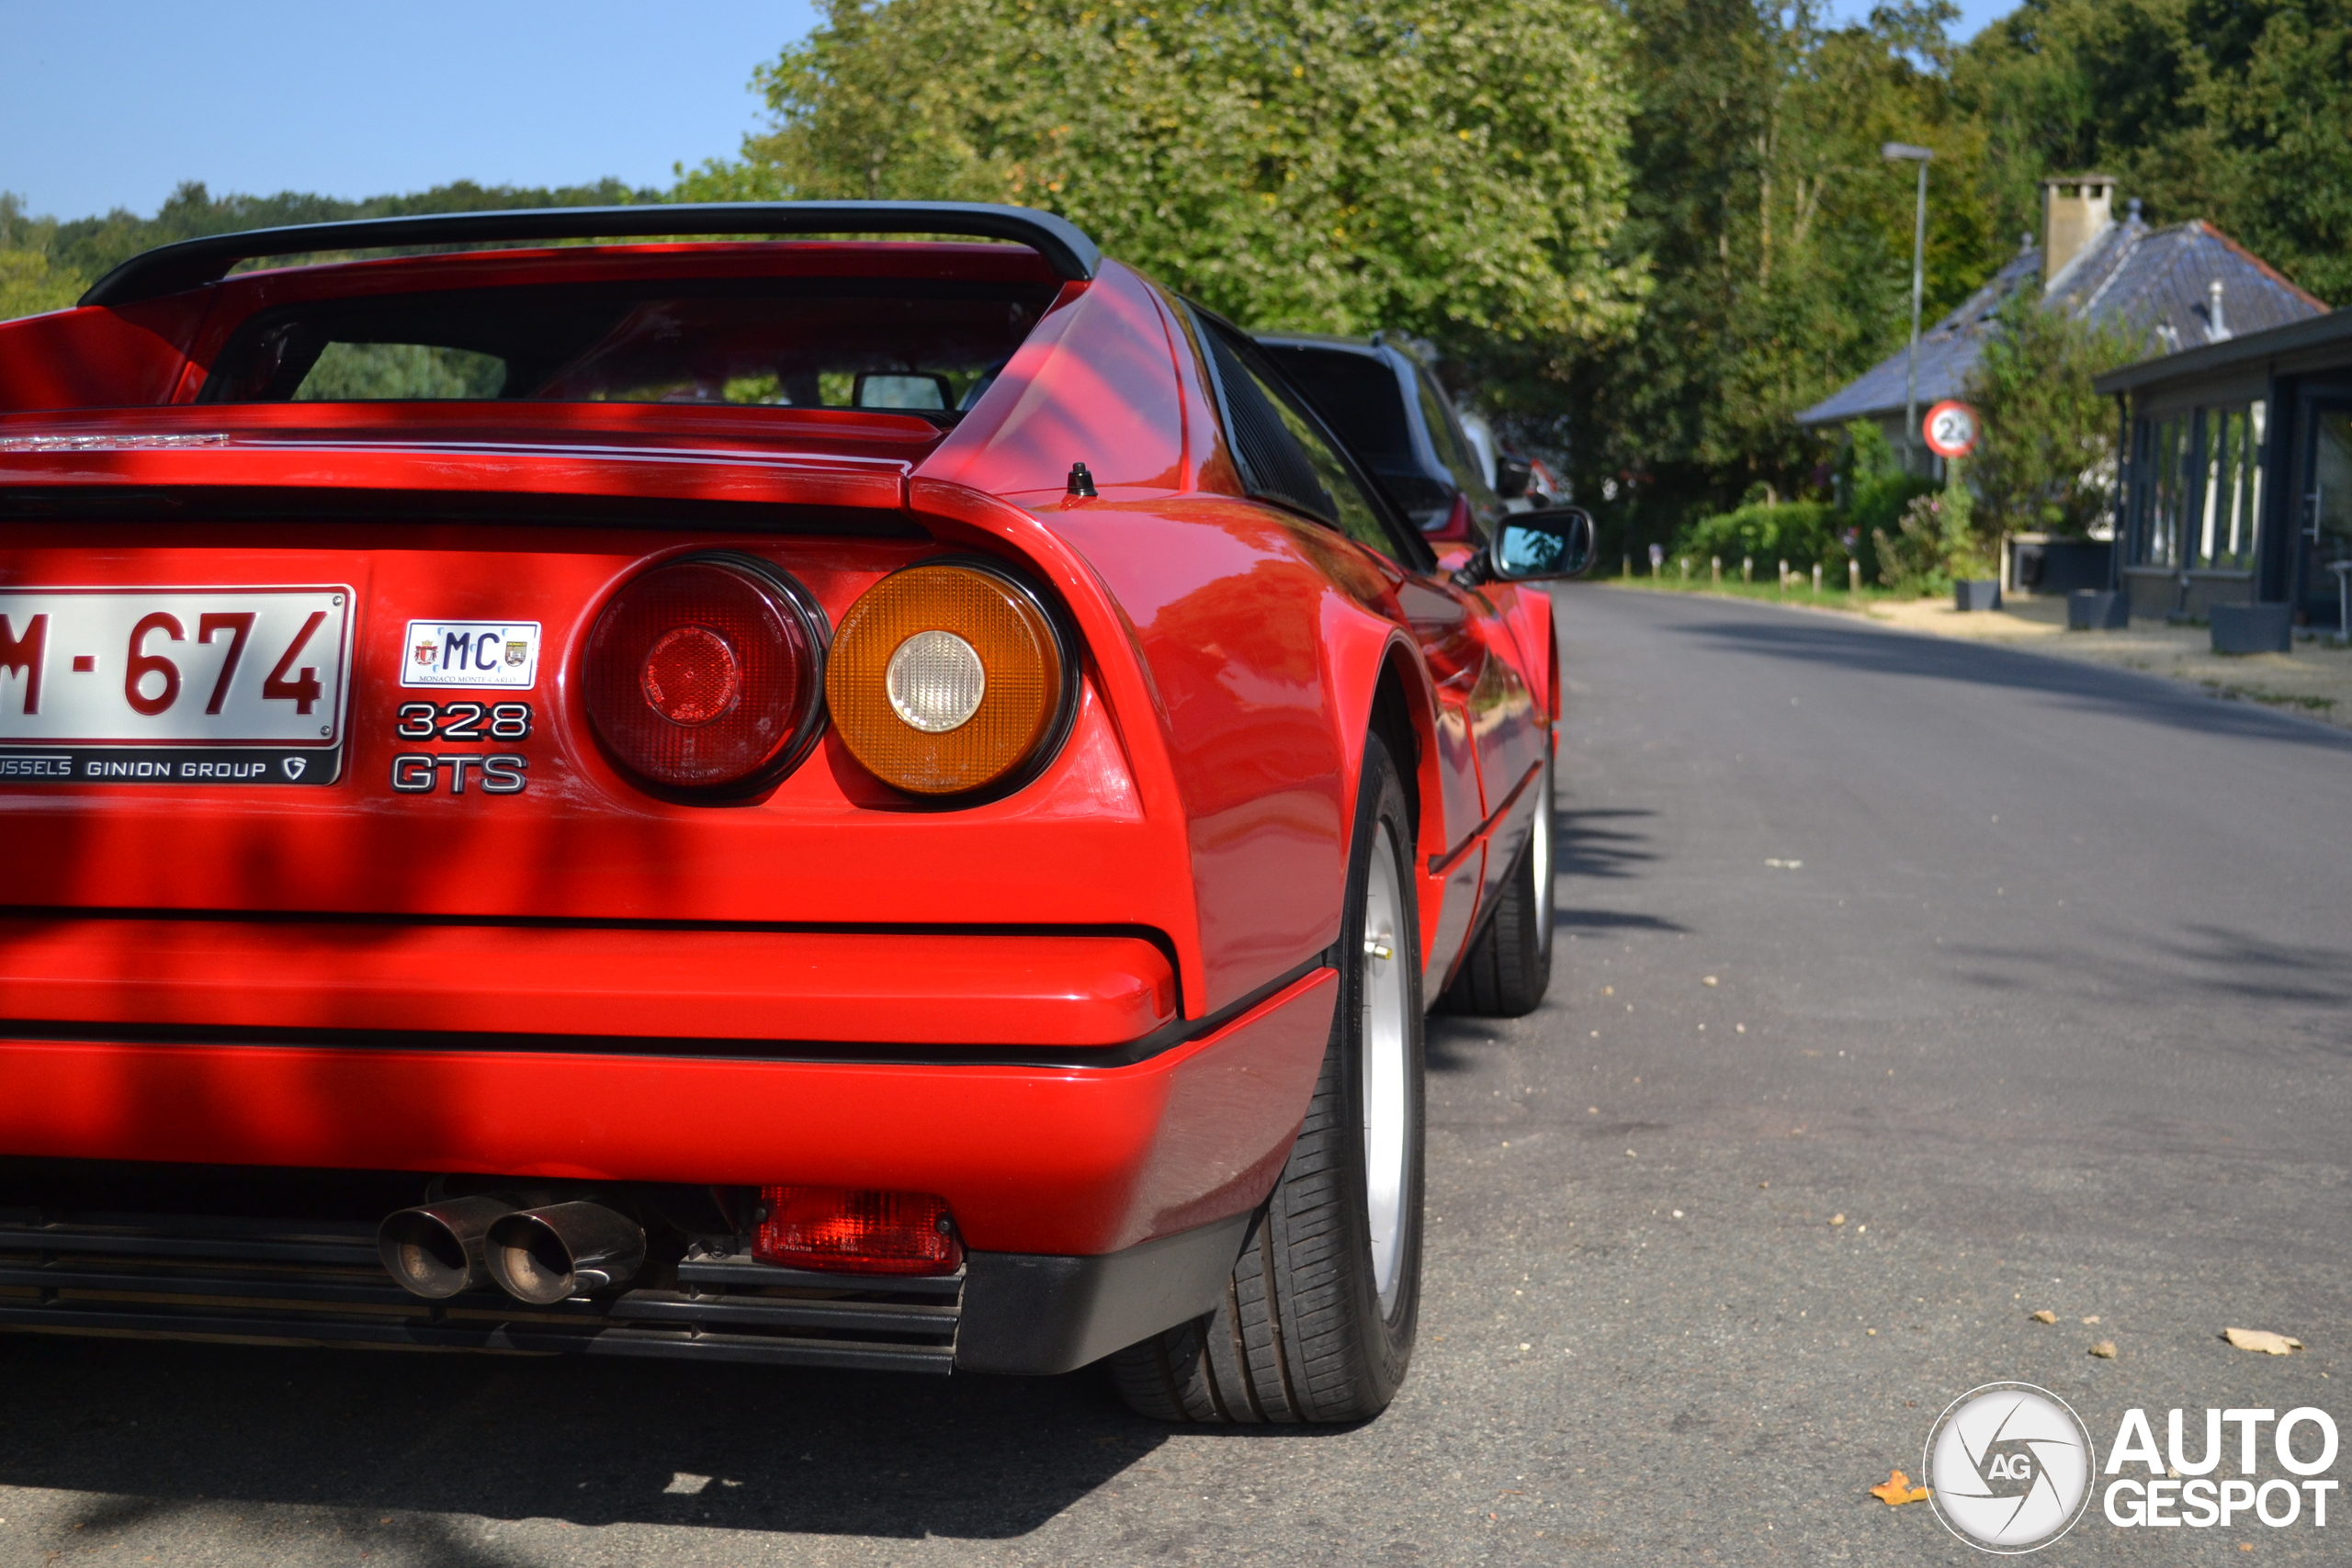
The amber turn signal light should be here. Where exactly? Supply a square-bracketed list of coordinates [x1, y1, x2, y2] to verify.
[826, 561, 1069, 796]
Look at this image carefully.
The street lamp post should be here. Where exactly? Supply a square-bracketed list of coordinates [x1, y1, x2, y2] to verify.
[1883, 142, 1933, 472]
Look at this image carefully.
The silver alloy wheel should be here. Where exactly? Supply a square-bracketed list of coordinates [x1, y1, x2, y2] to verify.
[1532, 750, 1554, 946]
[1361, 820, 1412, 1311]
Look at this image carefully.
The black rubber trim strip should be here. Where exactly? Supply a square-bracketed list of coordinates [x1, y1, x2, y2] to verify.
[80, 201, 1102, 306]
[607, 1293, 957, 1337]
[0, 1226, 379, 1267]
[675, 1258, 964, 1296]
[0, 1263, 421, 1307]
[0, 1303, 957, 1372]
[1427, 756, 1543, 876]
[0, 955, 1334, 1072]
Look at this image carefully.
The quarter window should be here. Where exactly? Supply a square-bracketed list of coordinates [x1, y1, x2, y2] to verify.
[1196, 319, 1401, 559]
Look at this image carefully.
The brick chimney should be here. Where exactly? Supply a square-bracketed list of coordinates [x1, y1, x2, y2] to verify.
[2041, 175, 2117, 290]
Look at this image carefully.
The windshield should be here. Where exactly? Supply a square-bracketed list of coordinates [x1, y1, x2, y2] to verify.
[201, 281, 1057, 416]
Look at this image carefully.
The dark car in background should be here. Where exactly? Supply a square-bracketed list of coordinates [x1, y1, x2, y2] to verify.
[1258, 333, 1540, 545]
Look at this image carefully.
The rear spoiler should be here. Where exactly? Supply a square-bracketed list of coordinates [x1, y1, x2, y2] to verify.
[79, 201, 1103, 307]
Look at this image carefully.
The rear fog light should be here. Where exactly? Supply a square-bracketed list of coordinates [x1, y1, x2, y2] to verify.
[751, 1185, 963, 1275]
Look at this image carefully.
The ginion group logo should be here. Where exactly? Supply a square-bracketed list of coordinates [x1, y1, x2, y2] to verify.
[1924, 1383, 2098, 1552]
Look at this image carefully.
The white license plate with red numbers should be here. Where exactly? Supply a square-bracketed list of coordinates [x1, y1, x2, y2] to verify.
[0, 588, 353, 785]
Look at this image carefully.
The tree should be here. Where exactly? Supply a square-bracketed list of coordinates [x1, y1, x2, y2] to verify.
[1962, 289, 2134, 537]
[1957, 0, 2351, 301]
[0, 195, 82, 322]
[679, 0, 1644, 345]
[1524, 0, 1999, 554]
[46, 178, 660, 286]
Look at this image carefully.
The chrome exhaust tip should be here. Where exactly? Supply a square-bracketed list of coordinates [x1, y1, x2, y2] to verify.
[378, 1196, 515, 1299]
[485, 1201, 647, 1304]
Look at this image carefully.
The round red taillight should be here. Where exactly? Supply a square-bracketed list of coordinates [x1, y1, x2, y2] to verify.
[584, 556, 826, 795]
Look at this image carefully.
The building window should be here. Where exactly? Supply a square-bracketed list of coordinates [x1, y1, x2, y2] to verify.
[2193, 401, 2264, 570]
[2131, 416, 2189, 568]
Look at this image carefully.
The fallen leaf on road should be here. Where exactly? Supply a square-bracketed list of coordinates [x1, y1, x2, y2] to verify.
[1870, 1471, 1930, 1506]
[2223, 1327, 2303, 1355]
[2089, 1341, 2117, 1359]
[2030, 1310, 2057, 1324]
[1702, 976, 1719, 987]
[1829, 1213, 1846, 1226]
[2083, 1315, 2100, 1325]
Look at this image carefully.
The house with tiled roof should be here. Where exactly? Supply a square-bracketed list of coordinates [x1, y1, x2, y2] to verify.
[1798, 177, 2327, 468]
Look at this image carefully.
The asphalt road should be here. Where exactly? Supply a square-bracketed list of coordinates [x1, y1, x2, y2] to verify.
[2, 583, 2348, 1565]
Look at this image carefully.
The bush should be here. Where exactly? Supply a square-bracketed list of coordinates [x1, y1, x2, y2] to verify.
[1872, 464, 1997, 594]
[1838, 421, 1936, 584]
[1669, 501, 1838, 575]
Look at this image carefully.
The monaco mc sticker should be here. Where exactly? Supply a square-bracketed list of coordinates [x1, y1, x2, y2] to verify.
[401, 620, 541, 689]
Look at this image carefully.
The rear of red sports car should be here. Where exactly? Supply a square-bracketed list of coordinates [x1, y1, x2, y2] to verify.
[0, 206, 1374, 1390]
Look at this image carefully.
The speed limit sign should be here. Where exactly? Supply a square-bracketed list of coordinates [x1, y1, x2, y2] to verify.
[1923, 400, 1980, 458]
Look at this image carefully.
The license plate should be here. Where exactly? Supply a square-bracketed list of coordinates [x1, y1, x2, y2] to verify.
[0, 587, 353, 785]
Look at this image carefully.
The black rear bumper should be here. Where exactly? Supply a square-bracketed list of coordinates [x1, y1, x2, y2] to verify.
[0, 1208, 1247, 1377]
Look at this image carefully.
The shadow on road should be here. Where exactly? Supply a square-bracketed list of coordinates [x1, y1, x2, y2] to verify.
[0, 1337, 1167, 1546]
[1938, 921, 2352, 1029]
[1551, 806, 1686, 936]
[1670, 614, 2352, 750]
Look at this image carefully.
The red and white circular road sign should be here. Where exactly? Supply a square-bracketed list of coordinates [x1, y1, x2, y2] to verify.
[1923, 400, 1980, 458]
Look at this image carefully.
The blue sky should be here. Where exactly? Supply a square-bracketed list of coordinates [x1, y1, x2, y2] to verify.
[5, 0, 2016, 222]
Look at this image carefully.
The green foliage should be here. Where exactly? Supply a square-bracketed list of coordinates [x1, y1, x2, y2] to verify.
[1957, 0, 2349, 301]
[1873, 460, 1994, 592]
[1962, 288, 2135, 536]
[1527, 0, 1999, 560]
[683, 0, 1645, 344]
[1669, 501, 1838, 571]
[291, 343, 509, 401]
[45, 178, 659, 287]
[0, 193, 85, 322]
[0, 250, 84, 321]
[1835, 419, 1938, 581]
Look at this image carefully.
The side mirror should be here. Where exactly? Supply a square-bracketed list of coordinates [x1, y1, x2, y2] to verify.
[1494, 452, 1534, 500]
[1490, 506, 1596, 581]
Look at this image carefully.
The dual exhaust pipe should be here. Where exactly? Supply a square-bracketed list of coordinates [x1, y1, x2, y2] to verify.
[377, 1197, 646, 1304]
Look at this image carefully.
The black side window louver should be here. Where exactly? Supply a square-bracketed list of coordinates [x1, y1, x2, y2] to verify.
[1198, 321, 1340, 525]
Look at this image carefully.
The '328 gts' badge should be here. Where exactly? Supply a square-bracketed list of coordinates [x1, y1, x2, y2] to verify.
[401, 620, 541, 689]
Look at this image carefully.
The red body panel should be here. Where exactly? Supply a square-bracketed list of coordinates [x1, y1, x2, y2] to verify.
[0, 919, 1174, 1046]
[0, 239, 1556, 1259]
[0, 966, 1336, 1255]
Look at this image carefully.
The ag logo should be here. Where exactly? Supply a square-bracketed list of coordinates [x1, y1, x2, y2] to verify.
[1926, 1382, 2096, 1552]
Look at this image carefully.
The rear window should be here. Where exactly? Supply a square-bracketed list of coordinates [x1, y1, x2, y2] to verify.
[201, 281, 1057, 415]
[1261, 346, 1414, 467]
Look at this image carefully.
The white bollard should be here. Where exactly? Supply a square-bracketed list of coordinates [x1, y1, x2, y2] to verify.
[1712, 556, 1722, 584]
[1743, 556, 1753, 583]
[1849, 558, 1861, 593]
[1813, 562, 1823, 592]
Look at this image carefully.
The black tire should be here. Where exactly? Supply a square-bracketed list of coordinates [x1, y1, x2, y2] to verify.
[1108, 735, 1425, 1424]
[1442, 740, 1555, 1018]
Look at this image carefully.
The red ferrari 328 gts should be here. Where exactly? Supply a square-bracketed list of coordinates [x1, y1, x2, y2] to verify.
[0, 204, 1591, 1424]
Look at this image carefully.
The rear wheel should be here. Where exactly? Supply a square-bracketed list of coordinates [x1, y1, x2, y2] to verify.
[1442, 740, 1555, 1018]
[1108, 736, 1424, 1423]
